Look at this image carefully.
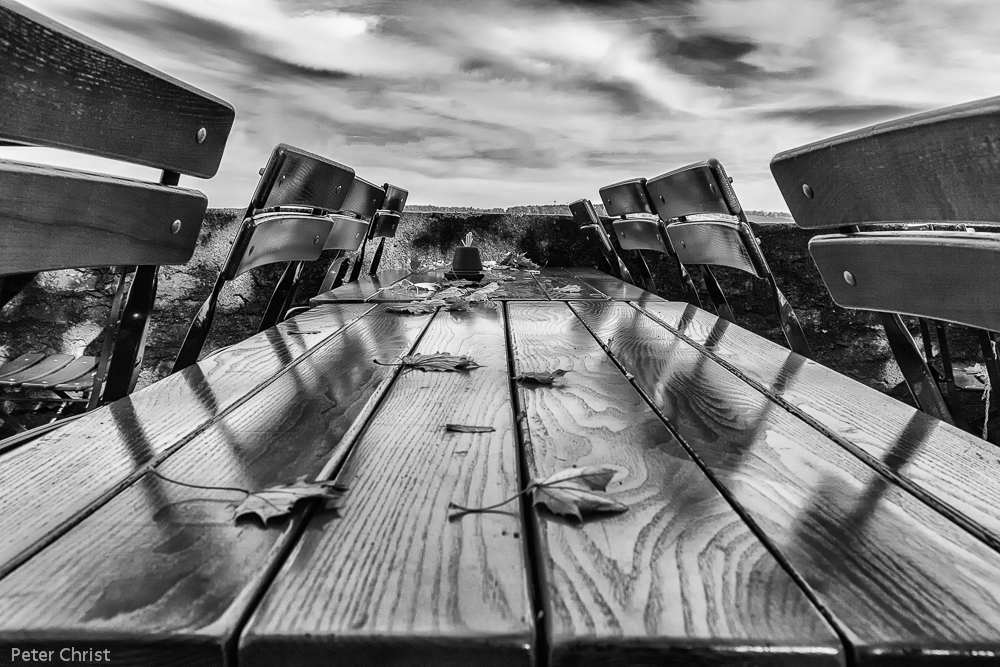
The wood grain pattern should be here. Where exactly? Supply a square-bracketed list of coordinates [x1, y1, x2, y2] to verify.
[0, 305, 374, 577]
[646, 161, 732, 220]
[0, 305, 433, 664]
[240, 307, 533, 667]
[310, 269, 413, 303]
[552, 267, 663, 303]
[770, 95, 1000, 228]
[492, 270, 549, 300]
[506, 302, 843, 667]
[573, 300, 1000, 665]
[666, 219, 764, 277]
[0, 161, 205, 275]
[0, 0, 233, 177]
[638, 299, 1000, 559]
[531, 271, 609, 300]
[599, 178, 654, 217]
[809, 231, 1000, 331]
[255, 144, 355, 212]
[225, 212, 332, 279]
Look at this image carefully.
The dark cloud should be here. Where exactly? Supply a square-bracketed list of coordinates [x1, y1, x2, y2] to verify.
[759, 104, 926, 127]
[578, 79, 649, 116]
[649, 28, 770, 89]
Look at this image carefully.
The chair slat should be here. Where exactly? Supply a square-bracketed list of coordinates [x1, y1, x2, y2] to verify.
[666, 219, 765, 277]
[646, 161, 734, 220]
[367, 212, 400, 239]
[20, 356, 96, 389]
[255, 145, 355, 212]
[810, 231, 1000, 331]
[612, 218, 669, 252]
[0, 354, 73, 385]
[0, 0, 234, 177]
[0, 161, 205, 275]
[598, 178, 654, 216]
[224, 212, 332, 279]
[323, 216, 369, 251]
[381, 183, 408, 214]
[0, 353, 45, 378]
[339, 177, 385, 218]
[771, 96, 1000, 228]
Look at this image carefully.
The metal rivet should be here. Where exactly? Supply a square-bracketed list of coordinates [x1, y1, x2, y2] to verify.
[248, 246, 255, 256]
[336, 185, 342, 193]
[659, 195, 665, 203]
[803, 183, 815, 199]
[843, 270, 856, 286]
[196, 128, 207, 144]
[728, 176, 734, 183]
[708, 183, 716, 195]
[681, 240, 687, 248]
[259, 167, 265, 175]
[280, 175, 286, 182]
[313, 235, 320, 245]
[170, 220, 182, 234]
[355, 233, 360, 239]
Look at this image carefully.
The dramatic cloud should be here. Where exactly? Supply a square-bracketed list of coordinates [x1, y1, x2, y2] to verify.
[6, 0, 1000, 210]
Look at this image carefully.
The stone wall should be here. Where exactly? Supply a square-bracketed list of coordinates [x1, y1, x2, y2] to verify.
[1, 210, 988, 421]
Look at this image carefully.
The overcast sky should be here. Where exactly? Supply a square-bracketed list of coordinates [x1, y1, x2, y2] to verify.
[8, 0, 1000, 210]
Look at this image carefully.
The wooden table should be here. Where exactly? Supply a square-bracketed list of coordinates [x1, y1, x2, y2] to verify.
[2, 267, 1000, 666]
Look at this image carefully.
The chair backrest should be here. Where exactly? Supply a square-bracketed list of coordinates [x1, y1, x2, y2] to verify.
[368, 184, 408, 240]
[324, 177, 385, 251]
[568, 198, 633, 283]
[171, 146, 354, 374]
[771, 96, 1000, 332]
[598, 178, 673, 254]
[1, 0, 234, 404]
[646, 160, 768, 278]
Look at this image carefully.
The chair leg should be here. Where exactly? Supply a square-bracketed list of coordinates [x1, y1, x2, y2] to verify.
[700, 266, 736, 324]
[633, 250, 658, 294]
[171, 274, 226, 375]
[101, 265, 159, 405]
[677, 261, 702, 308]
[330, 259, 352, 290]
[258, 261, 302, 333]
[348, 238, 368, 284]
[880, 312, 955, 425]
[765, 275, 813, 359]
[0, 273, 37, 310]
[368, 238, 387, 277]
[318, 253, 347, 294]
[935, 323, 960, 400]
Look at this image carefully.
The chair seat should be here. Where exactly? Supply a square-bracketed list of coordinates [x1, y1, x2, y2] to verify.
[0, 354, 96, 391]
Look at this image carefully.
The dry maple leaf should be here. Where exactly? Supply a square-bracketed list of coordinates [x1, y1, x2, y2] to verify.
[499, 251, 539, 269]
[530, 466, 628, 521]
[435, 286, 467, 300]
[515, 369, 568, 385]
[445, 424, 496, 433]
[386, 299, 444, 314]
[234, 478, 347, 524]
[375, 352, 484, 372]
[551, 284, 582, 294]
[468, 282, 500, 302]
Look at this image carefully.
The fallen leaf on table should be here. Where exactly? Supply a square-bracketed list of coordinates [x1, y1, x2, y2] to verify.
[234, 478, 347, 523]
[387, 299, 445, 314]
[375, 352, 484, 372]
[446, 298, 471, 311]
[551, 284, 582, 294]
[410, 282, 440, 292]
[499, 251, 539, 269]
[445, 424, 496, 433]
[435, 286, 467, 300]
[515, 369, 569, 385]
[531, 466, 628, 521]
[468, 282, 500, 302]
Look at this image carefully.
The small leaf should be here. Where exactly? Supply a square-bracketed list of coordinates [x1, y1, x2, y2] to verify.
[531, 466, 628, 521]
[515, 369, 569, 385]
[410, 282, 440, 292]
[446, 298, 471, 311]
[445, 424, 496, 433]
[462, 232, 474, 247]
[386, 299, 444, 314]
[234, 478, 347, 523]
[468, 282, 500, 302]
[551, 284, 582, 294]
[435, 286, 467, 300]
[376, 352, 484, 373]
[498, 251, 539, 269]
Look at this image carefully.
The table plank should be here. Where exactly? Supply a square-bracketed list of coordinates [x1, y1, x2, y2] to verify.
[0, 305, 432, 664]
[492, 269, 549, 300]
[572, 300, 1000, 665]
[637, 300, 1000, 556]
[553, 266, 664, 302]
[0, 304, 373, 579]
[310, 268, 412, 304]
[506, 302, 843, 666]
[530, 270, 610, 300]
[240, 306, 534, 667]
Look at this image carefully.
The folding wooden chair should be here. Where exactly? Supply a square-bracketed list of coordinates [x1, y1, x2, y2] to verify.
[568, 198, 634, 283]
[645, 159, 813, 358]
[346, 183, 408, 283]
[317, 177, 387, 293]
[170, 144, 354, 374]
[0, 0, 234, 433]
[598, 178, 704, 307]
[771, 95, 1000, 429]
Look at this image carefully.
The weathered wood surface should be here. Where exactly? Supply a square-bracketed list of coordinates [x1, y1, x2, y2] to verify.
[638, 299, 1000, 557]
[227, 212, 332, 278]
[241, 306, 533, 667]
[492, 269, 549, 300]
[771, 95, 1000, 228]
[0, 305, 373, 578]
[0, 305, 432, 664]
[0, 161, 205, 274]
[573, 300, 1000, 665]
[309, 268, 411, 303]
[612, 218, 671, 252]
[530, 270, 608, 300]
[553, 266, 663, 302]
[646, 161, 733, 220]
[0, 0, 234, 177]
[506, 302, 843, 667]
[666, 220, 763, 277]
[255, 144, 355, 212]
[809, 231, 1000, 331]
[599, 178, 654, 216]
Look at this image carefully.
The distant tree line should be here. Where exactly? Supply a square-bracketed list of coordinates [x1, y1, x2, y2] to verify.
[405, 204, 792, 218]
